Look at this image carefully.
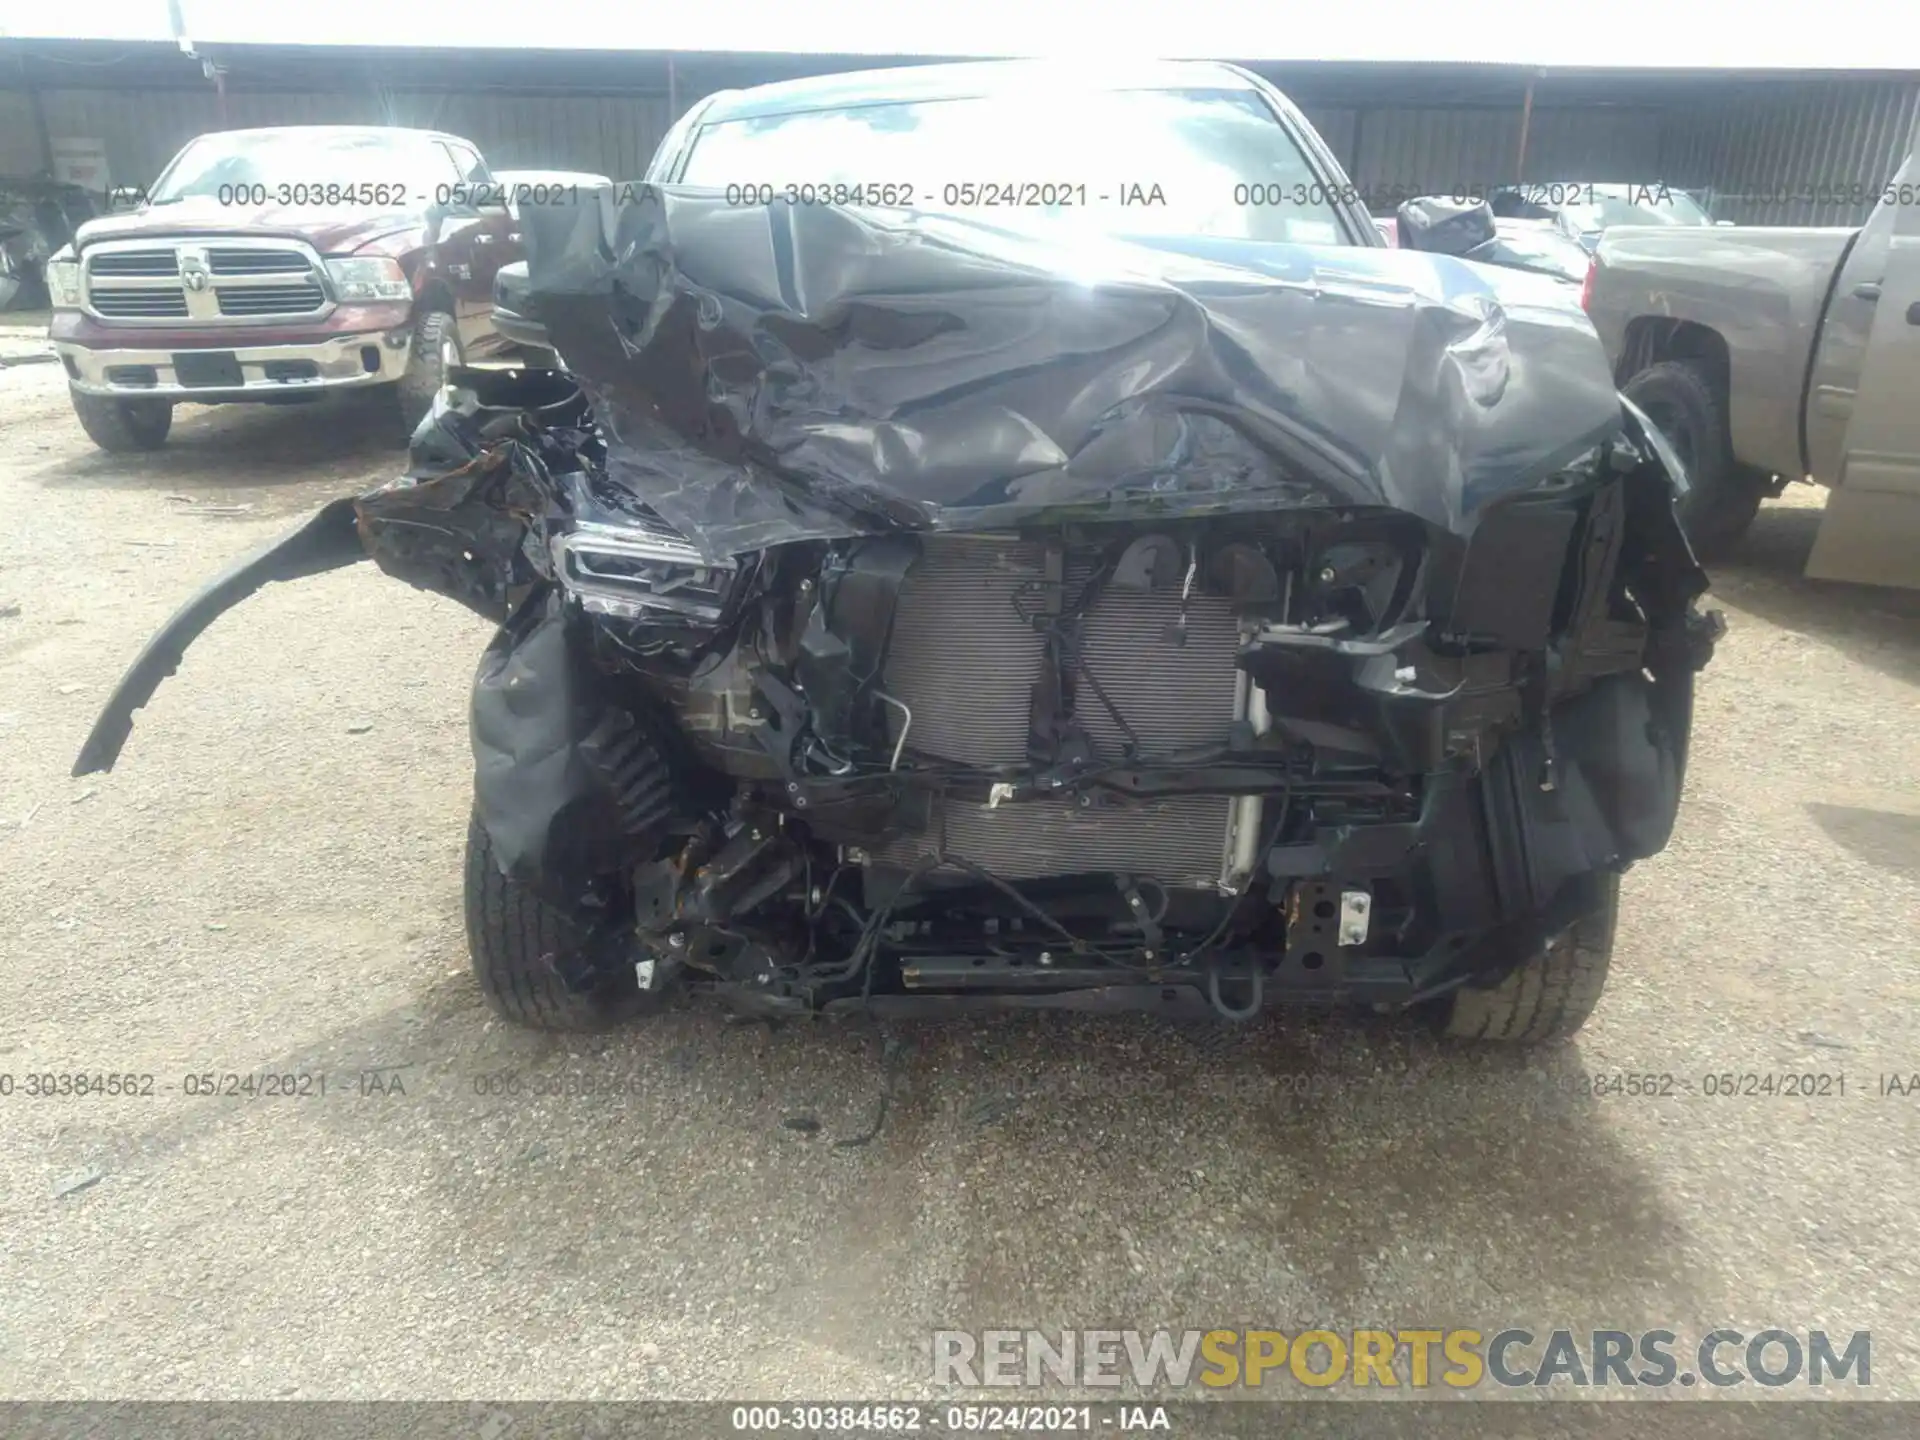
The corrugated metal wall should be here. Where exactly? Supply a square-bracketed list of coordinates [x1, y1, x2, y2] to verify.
[1296, 105, 1358, 169]
[5, 72, 1916, 229]
[1331, 107, 1666, 198]
[0, 89, 41, 177]
[1224, 102, 1666, 204]
[17, 87, 673, 189]
[1659, 79, 1920, 225]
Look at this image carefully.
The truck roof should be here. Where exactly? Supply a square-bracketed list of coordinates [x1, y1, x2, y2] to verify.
[694, 59, 1261, 125]
[185, 124, 474, 146]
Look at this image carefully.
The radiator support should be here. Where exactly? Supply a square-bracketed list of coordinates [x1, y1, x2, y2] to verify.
[871, 536, 1252, 889]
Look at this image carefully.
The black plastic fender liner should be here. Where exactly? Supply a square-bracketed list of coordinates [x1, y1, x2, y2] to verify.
[470, 587, 677, 907]
[72, 497, 367, 777]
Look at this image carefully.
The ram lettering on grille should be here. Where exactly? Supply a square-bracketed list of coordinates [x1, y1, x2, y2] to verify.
[876, 537, 1243, 887]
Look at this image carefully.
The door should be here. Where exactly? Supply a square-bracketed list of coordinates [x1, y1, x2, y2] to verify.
[438, 141, 524, 357]
[1804, 152, 1909, 483]
[1805, 149, 1920, 588]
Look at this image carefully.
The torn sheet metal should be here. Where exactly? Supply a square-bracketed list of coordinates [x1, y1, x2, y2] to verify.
[354, 370, 607, 622]
[518, 185, 1623, 559]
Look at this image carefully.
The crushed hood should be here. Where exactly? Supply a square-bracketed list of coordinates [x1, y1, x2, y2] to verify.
[519, 185, 1625, 560]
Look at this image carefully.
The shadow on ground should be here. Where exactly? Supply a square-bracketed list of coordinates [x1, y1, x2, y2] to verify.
[1805, 801, 1920, 879]
[106, 970, 1712, 1391]
[31, 390, 407, 501]
[1708, 500, 1920, 688]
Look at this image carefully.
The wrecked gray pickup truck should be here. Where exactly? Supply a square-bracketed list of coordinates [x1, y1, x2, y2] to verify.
[74, 61, 1720, 1043]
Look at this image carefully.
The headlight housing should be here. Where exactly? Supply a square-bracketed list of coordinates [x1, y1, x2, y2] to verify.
[45, 250, 82, 309]
[324, 255, 411, 302]
[551, 522, 739, 627]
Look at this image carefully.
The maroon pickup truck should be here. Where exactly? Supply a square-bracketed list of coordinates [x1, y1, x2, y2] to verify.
[44, 125, 525, 451]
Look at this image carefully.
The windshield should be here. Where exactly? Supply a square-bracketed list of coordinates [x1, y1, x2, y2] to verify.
[1563, 188, 1712, 231]
[678, 87, 1354, 246]
[148, 131, 459, 204]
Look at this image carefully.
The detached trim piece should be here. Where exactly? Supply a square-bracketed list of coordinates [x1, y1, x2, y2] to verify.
[71, 497, 367, 776]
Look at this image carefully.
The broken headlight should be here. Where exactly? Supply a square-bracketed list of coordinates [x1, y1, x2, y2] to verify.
[550, 521, 738, 626]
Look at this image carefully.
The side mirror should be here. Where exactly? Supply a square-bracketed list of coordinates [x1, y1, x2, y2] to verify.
[1394, 197, 1497, 258]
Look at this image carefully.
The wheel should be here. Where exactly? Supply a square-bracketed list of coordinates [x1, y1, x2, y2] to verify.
[463, 812, 656, 1032]
[1623, 360, 1767, 560]
[1440, 873, 1620, 1045]
[70, 389, 172, 452]
[393, 307, 459, 441]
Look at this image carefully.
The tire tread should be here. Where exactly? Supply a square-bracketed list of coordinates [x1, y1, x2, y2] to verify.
[1443, 872, 1619, 1044]
[395, 308, 457, 438]
[463, 814, 650, 1032]
[70, 389, 171, 452]
[1622, 359, 1763, 558]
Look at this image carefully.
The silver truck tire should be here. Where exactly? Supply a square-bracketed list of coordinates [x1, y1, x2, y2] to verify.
[1623, 360, 1766, 560]
[1440, 873, 1619, 1044]
[70, 389, 173, 452]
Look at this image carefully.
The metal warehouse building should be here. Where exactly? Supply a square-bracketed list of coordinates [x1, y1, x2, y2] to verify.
[3, 39, 1918, 226]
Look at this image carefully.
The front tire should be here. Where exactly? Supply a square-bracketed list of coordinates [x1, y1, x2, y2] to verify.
[393, 307, 458, 441]
[70, 389, 172, 452]
[1440, 873, 1619, 1045]
[1623, 360, 1768, 560]
[463, 813, 655, 1032]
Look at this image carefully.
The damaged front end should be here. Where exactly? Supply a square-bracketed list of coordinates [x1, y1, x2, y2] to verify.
[77, 185, 1720, 1024]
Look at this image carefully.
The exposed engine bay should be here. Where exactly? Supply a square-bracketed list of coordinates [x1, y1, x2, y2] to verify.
[74, 184, 1721, 1022]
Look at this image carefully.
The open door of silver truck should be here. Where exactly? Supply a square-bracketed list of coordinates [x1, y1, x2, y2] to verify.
[1807, 152, 1920, 586]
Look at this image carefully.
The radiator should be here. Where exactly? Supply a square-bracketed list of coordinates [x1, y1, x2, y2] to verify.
[874, 536, 1244, 888]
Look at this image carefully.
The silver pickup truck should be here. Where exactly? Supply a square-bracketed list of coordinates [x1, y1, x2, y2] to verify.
[1586, 148, 1920, 586]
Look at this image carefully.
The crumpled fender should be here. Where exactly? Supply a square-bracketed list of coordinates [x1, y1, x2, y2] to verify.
[70, 373, 590, 778]
[71, 497, 366, 776]
[71, 373, 1709, 781]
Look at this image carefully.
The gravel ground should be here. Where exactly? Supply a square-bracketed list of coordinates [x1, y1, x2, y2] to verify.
[2, 353, 1918, 1416]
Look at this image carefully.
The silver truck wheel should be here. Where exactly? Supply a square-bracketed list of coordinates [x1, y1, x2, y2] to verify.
[70, 389, 172, 452]
[1623, 360, 1766, 560]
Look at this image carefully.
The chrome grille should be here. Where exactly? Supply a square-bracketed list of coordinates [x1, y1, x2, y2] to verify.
[81, 239, 329, 324]
[87, 249, 177, 277]
[874, 535, 1245, 888]
[217, 281, 326, 316]
[208, 247, 311, 276]
[90, 286, 190, 319]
